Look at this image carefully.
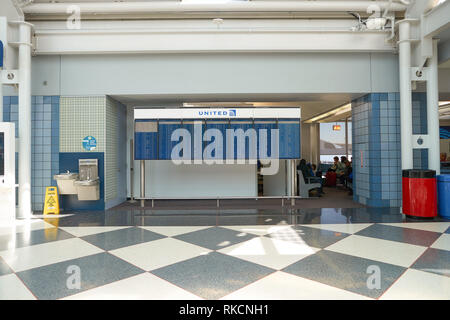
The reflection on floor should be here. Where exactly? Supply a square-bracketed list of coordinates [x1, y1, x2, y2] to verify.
[0, 211, 448, 300]
[114, 186, 363, 210]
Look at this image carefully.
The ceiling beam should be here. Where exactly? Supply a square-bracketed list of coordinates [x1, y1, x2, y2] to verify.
[33, 26, 395, 54]
[421, 0, 450, 38]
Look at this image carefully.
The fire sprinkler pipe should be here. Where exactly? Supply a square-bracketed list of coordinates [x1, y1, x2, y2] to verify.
[427, 39, 440, 175]
[23, 1, 407, 15]
[398, 20, 414, 170]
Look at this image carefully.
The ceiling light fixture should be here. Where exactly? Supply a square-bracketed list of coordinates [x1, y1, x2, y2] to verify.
[305, 103, 352, 123]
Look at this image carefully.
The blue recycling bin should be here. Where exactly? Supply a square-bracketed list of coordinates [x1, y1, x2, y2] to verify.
[437, 175, 450, 219]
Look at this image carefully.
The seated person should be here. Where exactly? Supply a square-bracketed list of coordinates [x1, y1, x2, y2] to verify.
[311, 163, 322, 178]
[328, 157, 337, 172]
[342, 160, 353, 189]
[311, 163, 324, 193]
[330, 156, 346, 176]
[307, 162, 315, 177]
[298, 159, 323, 194]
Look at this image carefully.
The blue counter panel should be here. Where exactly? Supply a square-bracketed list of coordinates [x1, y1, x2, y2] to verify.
[228, 120, 255, 160]
[279, 120, 301, 159]
[159, 120, 183, 160]
[135, 132, 157, 160]
[205, 120, 229, 160]
[255, 120, 277, 159]
[135, 120, 158, 160]
[184, 120, 206, 160]
[134, 118, 301, 160]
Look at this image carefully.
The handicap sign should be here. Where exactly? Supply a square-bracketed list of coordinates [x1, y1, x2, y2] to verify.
[82, 136, 97, 151]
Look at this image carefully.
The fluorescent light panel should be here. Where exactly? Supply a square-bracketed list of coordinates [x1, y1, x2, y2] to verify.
[305, 103, 351, 123]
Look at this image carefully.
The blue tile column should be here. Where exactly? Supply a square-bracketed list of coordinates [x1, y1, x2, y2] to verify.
[352, 93, 401, 207]
[4, 95, 60, 212]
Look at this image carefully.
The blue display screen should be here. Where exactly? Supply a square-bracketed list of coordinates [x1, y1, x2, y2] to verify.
[441, 126, 450, 139]
[135, 118, 301, 160]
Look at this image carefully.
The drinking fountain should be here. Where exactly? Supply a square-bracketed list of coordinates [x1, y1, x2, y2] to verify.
[74, 159, 100, 201]
[53, 171, 79, 195]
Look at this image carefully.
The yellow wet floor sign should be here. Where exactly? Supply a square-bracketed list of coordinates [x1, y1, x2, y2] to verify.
[43, 186, 60, 215]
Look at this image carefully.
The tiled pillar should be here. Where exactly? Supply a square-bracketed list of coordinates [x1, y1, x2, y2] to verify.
[3, 95, 60, 212]
[31, 96, 60, 211]
[352, 93, 402, 207]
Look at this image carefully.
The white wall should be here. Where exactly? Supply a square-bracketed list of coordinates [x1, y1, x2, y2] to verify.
[2, 52, 402, 97]
[59, 53, 373, 95]
[132, 161, 257, 198]
[370, 53, 400, 92]
[263, 160, 287, 196]
[4, 52, 411, 97]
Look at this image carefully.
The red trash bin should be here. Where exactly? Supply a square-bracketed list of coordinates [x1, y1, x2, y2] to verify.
[402, 169, 437, 218]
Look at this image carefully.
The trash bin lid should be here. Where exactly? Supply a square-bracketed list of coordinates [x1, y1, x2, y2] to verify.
[437, 174, 450, 182]
[402, 169, 436, 178]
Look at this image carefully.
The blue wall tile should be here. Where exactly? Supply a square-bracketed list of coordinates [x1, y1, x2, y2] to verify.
[4, 95, 60, 211]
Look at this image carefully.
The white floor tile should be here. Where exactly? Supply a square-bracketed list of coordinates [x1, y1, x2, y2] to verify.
[380, 222, 450, 233]
[109, 238, 211, 271]
[380, 269, 450, 300]
[218, 236, 319, 270]
[0, 238, 103, 272]
[62, 273, 202, 300]
[222, 225, 292, 236]
[59, 226, 131, 237]
[0, 274, 36, 300]
[430, 234, 450, 251]
[0, 219, 55, 236]
[302, 223, 373, 234]
[139, 226, 210, 237]
[221, 271, 371, 300]
[325, 235, 427, 267]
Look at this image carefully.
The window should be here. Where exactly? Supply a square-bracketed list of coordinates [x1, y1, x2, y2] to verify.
[320, 122, 352, 163]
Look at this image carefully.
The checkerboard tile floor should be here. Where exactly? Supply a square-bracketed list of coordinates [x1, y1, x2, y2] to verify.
[0, 220, 449, 300]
